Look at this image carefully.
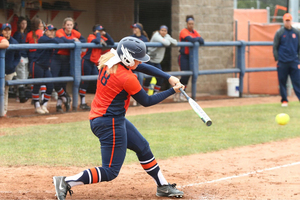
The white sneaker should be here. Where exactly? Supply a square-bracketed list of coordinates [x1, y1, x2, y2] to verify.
[35, 107, 46, 114]
[173, 93, 179, 102]
[41, 105, 49, 113]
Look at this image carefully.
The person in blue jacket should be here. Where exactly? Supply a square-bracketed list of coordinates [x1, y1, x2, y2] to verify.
[131, 23, 149, 42]
[31, 24, 73, 114]
[79, 24, 114, 111]
[273, 13, 300, 107]
[2, 23, 21, 116]
[13, 16, 29, 103]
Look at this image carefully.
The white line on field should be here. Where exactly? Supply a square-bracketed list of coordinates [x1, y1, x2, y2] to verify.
[180, 161, 300, 188]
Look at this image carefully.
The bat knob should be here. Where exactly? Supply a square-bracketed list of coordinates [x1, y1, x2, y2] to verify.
[206, 121, 212, 127]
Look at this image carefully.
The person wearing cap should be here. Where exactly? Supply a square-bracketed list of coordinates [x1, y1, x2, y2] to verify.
[273, 13, 300, 107]
[143, 25, 177, 94]
[30, 24, 74, 114]
[13, 16, 29, 103]
[177, 15, 204, 102]
[2, 23, 21, 116]
[79, 24, 114, 111]
[131, 22, 149, 42]
[51, 17, 86, 113]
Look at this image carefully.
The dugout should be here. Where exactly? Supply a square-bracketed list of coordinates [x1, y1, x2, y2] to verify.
[0, 0, 235, 95]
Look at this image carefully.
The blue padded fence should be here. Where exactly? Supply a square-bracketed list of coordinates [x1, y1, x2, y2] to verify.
[0, 41, 275, 117]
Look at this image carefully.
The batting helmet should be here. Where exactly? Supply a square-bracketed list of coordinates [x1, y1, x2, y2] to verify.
[116, 36, 150, 67]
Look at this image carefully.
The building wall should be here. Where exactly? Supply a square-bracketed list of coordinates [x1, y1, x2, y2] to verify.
[95, 0, 134, 41]
[171, 0, 234, 94]
[0, 0, 96, 38]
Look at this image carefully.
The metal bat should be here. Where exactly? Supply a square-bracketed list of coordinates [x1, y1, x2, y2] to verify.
[179, 88, 212, 126]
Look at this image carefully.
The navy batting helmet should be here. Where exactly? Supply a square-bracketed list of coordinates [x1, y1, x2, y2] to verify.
[116, 36, 150, 67]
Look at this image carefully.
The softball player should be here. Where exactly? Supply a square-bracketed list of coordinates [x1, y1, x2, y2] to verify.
[144, 25, 178, 94]
[79, 24, 114, 110]
[53, 37, 184, 199]
[51, 17, 86, 112]
[177, 15, 204, 101]
[31, 24, 74, 114]
[131, 22, 149, 42]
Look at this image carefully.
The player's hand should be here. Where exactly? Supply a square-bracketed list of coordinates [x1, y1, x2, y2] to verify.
[100, 30, 106, 36]
[74, 38, 80, 42]
[173, 82, 184, 93]
[168, 76, 180, 86]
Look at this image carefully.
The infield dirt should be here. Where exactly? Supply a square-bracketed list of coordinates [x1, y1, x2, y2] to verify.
[1, 95, 300, 199]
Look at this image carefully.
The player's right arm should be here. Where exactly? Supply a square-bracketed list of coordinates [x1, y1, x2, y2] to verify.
[124, 75, 176, 107]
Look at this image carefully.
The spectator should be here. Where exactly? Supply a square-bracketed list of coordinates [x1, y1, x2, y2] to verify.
[2, 23, 20, 116]
[31, 24, 74, 114]
[131, 22, 149, 42]
[50, 17, 86, 113]
[13, 16, 29, 103]
[273, 13, 300, 107]
[143, 25, 177, 94]
[177, 15, 204, 101]
[79, 24, 114, 110]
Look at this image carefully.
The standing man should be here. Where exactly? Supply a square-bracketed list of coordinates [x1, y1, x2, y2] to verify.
[273, 13, 300, 107]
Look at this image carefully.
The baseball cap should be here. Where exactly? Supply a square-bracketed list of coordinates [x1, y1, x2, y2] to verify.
[45, 24, 57, 31]
[283, 13, 292, 21]
[1, 23, 11, 30]
[94, 25, 105, 32]
[131, 23, 143, 32]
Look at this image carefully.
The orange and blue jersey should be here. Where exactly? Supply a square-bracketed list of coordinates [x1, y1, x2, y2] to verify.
[25, 29, 43, 52]
[83, 32, 114, 65]
[55, 28, 86, 55]
[90, 64, 141, 119]
[179, 28, 204, 55]
[89, 62, 175, 120]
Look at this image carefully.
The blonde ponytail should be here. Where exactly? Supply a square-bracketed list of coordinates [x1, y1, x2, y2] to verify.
[98, 52, 118, 74]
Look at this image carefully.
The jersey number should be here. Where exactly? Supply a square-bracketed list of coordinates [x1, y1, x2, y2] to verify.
[98, 68, 110, 86]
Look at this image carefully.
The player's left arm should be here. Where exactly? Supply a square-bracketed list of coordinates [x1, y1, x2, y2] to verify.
[134, 62, 171, 79]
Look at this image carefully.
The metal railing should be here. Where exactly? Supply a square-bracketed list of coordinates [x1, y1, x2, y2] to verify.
[0, 41, 275, 116]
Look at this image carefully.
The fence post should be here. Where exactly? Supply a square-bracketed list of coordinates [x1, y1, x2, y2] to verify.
[70, 42, 82, 111]
[189, 42, 199, 99]
[0, 49, 5, 117]
[237, 41, 246, 97]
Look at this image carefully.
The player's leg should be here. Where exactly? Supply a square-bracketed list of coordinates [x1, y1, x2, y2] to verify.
[30, 62, 45, 114]
[41, 68, 54, 113]
[53, 116, 127, 199]
[277, 61, 289, 103]
[59, 55, 71, 112]
[289, 61, 300, 101]
[125, 118, 184, 197]
[79, 59, 92, 110]
[50, 55, 65, 112]
[15, 57, 29, 103]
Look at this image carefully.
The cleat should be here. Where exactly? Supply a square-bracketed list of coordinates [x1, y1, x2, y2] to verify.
[79, 103, 91, 111]
[35, 107, 46, 114]
[56, 105, 64, 113]
[53, 176, 73, 200]
[41, 105, 49, 113]
[156, 183, 184, 198]
[19, 87, 29, 103]
[281, 101, 288, 107]
[64, 94, 72, 112]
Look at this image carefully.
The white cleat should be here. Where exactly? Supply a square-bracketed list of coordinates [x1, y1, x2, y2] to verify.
[35, 107, 46, 114]
[41, 105, 49, 113]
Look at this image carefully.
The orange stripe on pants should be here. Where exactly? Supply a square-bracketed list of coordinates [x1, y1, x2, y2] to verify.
[90, 168, 98, 183]
[141, 159, 157, 170]
[109, 118, 115, 168]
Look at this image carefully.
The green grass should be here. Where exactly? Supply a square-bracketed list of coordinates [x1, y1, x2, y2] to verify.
[1, 101, 300, 167]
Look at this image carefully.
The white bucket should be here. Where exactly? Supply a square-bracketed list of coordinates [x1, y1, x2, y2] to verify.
[227, 78, 239, 97]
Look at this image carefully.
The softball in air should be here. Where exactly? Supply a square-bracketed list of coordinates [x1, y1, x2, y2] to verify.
[275, 113, 290, 125]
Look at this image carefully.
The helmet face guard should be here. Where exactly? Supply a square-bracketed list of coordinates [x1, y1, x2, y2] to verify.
[117, 36, 150, 67]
